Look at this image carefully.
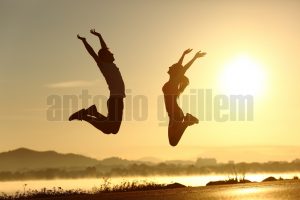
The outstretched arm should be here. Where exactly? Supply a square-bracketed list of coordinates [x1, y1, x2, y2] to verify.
[178, 48, 193, 65]
[77, 34, 98, 63]
[90, 29, 108, 49]
[183, 50, 206, 73]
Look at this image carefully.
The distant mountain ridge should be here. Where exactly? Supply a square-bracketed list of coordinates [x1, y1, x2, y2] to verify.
[1, 148, 300, 181]
[0, 148, 215, 173]
[0, 148, 162, 172]
[0, 148, 99, 171]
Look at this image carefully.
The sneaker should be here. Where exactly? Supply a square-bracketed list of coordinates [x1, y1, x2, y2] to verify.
[69, 109, 86, 121]
[86, 104, 97, 116]
[184, 113, 199, 126]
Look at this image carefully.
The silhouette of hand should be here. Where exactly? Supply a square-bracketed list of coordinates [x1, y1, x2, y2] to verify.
[183, 48, 193, 55]
[77, 34, 86, 41]
[90, 29, 101, 36]
[194, 51, 206, 58]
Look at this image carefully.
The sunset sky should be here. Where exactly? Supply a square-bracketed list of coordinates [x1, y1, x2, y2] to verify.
[1, 0, 300, 163]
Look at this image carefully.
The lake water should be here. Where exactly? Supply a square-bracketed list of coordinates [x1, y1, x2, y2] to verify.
[0, 173, 299, 195]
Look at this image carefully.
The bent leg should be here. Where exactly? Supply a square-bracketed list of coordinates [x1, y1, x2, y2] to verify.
[82, 98, 124, 134]
[167, 107, 188, 146]
[83, 115, 122, 134]
[168, 119, 188, 146]
[106, 97, 124, 134]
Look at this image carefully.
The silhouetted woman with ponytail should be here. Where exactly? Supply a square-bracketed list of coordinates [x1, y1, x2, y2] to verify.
[162, 49, 206, 146]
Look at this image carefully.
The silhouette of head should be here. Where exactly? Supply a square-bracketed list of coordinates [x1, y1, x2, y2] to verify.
[168, 63, 189, 95]
[98, 48, 115, 63]
[168, 63, 183, 76]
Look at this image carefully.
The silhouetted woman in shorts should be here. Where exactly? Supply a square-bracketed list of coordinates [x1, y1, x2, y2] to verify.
[162, 49, 206, 146]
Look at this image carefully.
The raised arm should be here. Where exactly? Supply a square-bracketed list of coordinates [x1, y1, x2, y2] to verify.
[183, 50, 206, 73]
[77, 34, 98, 63]
[90, 29, 108, 49]
[178, 48, 193, 65]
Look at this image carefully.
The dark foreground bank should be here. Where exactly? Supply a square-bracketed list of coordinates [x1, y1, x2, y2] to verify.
[1, 180, 300, 200]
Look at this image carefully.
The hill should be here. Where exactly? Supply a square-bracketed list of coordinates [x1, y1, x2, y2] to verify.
[0, 148, 99, 171]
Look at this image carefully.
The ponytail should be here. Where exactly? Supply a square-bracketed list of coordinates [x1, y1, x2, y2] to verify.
[178, 76, 189, 95]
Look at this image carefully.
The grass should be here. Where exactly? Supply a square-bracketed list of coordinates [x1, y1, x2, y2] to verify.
[2, 174, 298, 199]
[95, 177, 167, 193]
[0, 178, 167, 200]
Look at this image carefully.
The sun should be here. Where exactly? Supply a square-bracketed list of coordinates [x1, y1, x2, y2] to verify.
[219, 54, 266, 97]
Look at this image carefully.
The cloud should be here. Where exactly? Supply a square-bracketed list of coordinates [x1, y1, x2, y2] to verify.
[45, 80, 99, 89]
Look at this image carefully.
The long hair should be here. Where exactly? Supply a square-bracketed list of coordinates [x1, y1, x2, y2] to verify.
[177, 75, 189, 96]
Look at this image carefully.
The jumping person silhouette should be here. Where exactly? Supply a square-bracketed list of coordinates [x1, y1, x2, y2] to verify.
[69, 29, 125, 134]
[162, 49, 206, 146]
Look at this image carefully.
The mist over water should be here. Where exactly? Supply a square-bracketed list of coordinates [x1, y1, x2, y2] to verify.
[1, 173, 299, 195]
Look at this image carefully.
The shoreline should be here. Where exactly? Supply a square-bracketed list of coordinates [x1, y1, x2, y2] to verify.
[1, 180, 299, 200]
[1, 176, 299, 199]
[1, 173, 300, 194]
